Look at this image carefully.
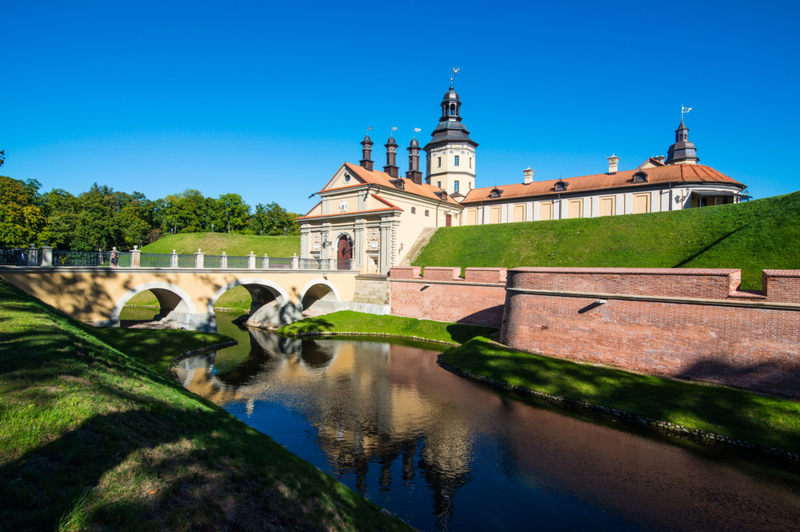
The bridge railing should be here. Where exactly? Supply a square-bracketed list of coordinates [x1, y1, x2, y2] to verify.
[3, 246, 349, 271]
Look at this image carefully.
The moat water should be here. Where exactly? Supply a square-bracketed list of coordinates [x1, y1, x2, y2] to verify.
[121, 308, 800, 531]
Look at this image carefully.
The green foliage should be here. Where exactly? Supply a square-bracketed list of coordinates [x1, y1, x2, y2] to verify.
[0, 280, 412, 531]
[442, 337, 800, 453]
[250, 202, 301, 236]
[0, 176, 49, 246]
[414, 191, 800, 290]
[278, 310, 497, 345]
[218, 193, 250, 234]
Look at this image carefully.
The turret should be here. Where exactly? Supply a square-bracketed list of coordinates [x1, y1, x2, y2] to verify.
[383, 135, 399, 178]
[665, 120, 699, 165]
[406, 138, 422, 184]
[360, 135, 374, 171]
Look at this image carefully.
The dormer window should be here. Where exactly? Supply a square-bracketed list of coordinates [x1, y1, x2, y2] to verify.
[554, 180, 568, 192]
[489, 187, 503, 198]
[633, 172, 648, 183]
[390, 178, 405, 190]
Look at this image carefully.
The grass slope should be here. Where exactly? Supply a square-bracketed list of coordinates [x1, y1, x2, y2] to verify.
[442, 337, 800, 454]
[0, 280, 410, 532]
[278, 310, 497, 345]
[414, 191, 800, 289]
[142, 232, 300, 258]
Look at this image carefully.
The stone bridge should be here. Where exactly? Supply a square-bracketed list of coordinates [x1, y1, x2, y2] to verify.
[0, 262, 358, 332]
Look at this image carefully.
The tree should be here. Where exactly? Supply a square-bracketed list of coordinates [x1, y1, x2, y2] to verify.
[41, 189, 80, 249]
[218, 193, 250, 233]
[250, 202, 300, 236]
[0, 176, 49, 246]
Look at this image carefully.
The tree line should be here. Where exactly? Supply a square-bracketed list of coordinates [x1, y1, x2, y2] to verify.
[0, 174, 301, 251]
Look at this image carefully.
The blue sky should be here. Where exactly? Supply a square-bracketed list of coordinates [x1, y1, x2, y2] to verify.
[3, 1, 798, 214]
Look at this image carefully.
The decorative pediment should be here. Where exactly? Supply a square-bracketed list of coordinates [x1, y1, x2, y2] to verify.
[321, 165, 366, 191]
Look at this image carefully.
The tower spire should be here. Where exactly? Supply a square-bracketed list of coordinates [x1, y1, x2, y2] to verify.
[665, 118, 699, 165]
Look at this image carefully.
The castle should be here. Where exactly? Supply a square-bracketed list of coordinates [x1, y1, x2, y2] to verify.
[298, 83, 746, 274]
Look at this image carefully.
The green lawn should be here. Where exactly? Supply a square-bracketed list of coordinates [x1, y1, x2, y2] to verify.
[414, 191, 800, 290]
[442, 337, 800, 454]
[126, 285, 253, 312]
[0, 279, 411, 531]
[142, 232, 300, 258]
[278, 310, 497, 345]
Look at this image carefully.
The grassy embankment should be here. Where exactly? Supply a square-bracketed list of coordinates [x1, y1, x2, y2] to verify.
[278, 310, 496, 345]
[280, 312, 800, 455]
[129, 233, 302, 312]
[414, 191, 800, 290]
[0, 279, 410, 531]
[442, 337, 800, 454]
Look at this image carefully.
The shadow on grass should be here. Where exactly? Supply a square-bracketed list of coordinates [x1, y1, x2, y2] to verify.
[442, 340, 800, 454]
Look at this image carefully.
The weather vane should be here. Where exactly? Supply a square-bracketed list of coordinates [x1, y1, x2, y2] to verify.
[681, 104, 692, 121]
[413, 127, 421, 138]
[451, 67, 460, 85]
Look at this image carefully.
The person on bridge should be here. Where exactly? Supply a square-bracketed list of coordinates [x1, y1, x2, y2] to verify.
[16, 247, 26, 266]
[110, 247, 119, 268]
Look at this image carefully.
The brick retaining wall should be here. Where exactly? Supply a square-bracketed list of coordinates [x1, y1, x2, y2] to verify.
[389, 266, 800, 397]
[389, 267, 507, 327]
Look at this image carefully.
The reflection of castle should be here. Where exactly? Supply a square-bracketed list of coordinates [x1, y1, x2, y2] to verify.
[176, 333, 475, 527]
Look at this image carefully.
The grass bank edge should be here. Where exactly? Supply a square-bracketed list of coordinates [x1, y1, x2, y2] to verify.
[0, 280, 412, 531]
[277, 310, 498, 345]
[442, 337, 800, 455]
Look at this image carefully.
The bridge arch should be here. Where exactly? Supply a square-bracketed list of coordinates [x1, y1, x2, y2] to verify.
[110, 281, 198, 323]
[207, 278, 291, 314]
[299, 279, 342, 310]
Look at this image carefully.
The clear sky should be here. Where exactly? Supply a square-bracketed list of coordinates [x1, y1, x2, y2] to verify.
[3, 1, 798, 214]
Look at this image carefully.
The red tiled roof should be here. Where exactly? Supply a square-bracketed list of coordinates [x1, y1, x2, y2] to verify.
[371, 193, 404, 210]
[319, 163, 461, 206]
[462, 164, 744, 204]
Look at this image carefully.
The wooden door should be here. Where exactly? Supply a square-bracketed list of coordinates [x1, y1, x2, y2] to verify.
[446, 214, 452, 227]
[337, 237, 352, 270]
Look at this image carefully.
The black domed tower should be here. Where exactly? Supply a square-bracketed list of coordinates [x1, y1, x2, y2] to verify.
[665, 120, 699, 165]
[383, 135, 399, 178]
[406, 138, 423, 184]
[423, 83, 478, 194]
[360, 134, 374, 170]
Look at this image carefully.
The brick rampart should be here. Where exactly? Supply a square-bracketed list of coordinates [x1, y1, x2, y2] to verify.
[501, 268, 800, 398]
[389, 267, 507, 327]
[389, 266, 800, 397]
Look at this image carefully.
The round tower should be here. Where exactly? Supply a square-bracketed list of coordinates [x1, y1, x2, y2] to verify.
[423, 83, 478, 195]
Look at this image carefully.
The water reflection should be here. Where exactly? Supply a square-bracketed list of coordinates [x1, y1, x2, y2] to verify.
[175, 316, 800, 532]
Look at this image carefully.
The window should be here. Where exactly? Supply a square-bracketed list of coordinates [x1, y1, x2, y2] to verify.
[425, 210, 430, 217]
[633, 172, 648, 183]
[454, 155, 460, 166]
[469, 182, 472, 189]
[411, 206, 416, 214]
[437, 181, 442, 189]
[437, 157, 442, 168]
[554, 180, 568, 192]
[454, 180, 460, 192]
[469, 157, 472, 168]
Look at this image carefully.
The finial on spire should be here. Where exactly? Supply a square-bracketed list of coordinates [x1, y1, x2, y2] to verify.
[451, 67, 460, 87]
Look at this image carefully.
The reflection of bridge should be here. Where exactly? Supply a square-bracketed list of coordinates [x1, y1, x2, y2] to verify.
[0, 264, 356, 331]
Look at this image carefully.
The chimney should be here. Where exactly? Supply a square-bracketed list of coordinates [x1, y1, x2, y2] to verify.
[523, 167, 534, 184]
[383, 135, 399, 178]
[360, 135, 374, 171]
[406, 138, 422, 184]
[607, 154, 620, 174]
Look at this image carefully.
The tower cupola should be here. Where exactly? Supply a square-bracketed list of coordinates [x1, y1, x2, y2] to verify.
[406, 137, 422, 184]
[383, 135, 399, 178]
[423, 79, 479, 196]
[360, 134, 374, 171]
[665, 120, 699, 165]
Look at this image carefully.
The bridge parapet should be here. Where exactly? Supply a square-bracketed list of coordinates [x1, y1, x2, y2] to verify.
[2, 246, 345, 272]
